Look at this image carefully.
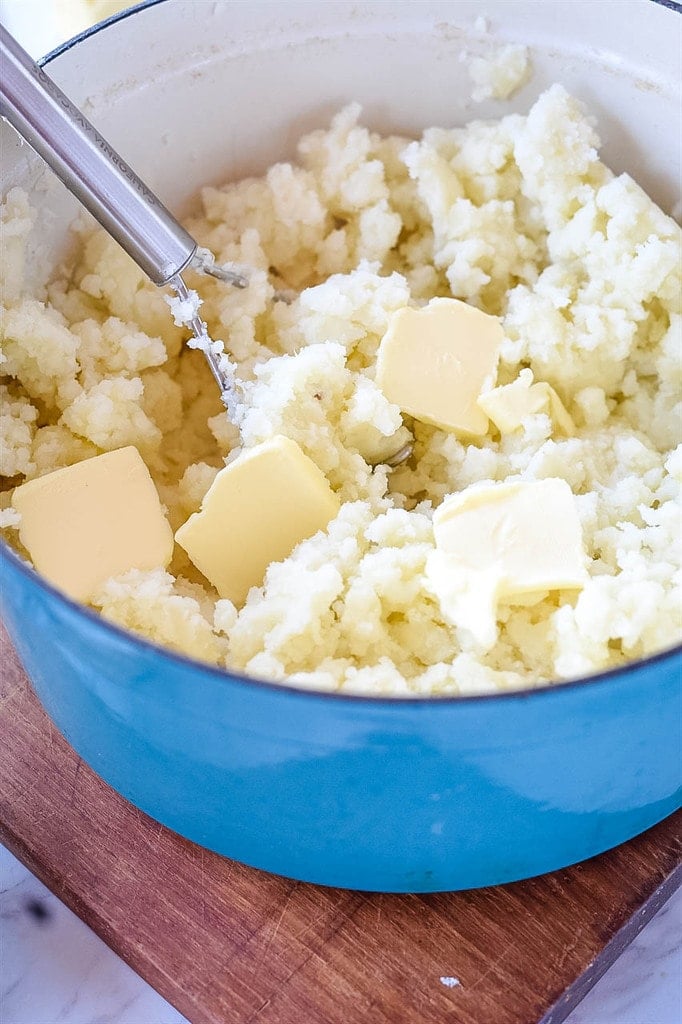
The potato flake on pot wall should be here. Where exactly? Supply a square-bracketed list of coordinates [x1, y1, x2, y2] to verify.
[1, 84, 680, 697]
[467, 44, 531, 103]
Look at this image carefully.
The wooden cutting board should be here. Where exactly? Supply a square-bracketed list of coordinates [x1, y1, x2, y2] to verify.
[1, 626, 680, 1024]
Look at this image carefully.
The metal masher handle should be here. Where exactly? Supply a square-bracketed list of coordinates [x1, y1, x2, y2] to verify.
[0, 24, 197, 286]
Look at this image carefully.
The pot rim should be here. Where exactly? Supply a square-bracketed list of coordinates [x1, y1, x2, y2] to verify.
[1, 0, 680, 708]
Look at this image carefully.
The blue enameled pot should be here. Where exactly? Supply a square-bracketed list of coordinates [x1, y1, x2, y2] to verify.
[1, 0, 680, 891]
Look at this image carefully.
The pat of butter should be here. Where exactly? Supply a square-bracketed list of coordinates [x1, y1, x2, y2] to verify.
[426, 479, 588, 647]
[11, 446, 173, 603]
[477, 369, 575, 436]
[175, 436, 340, 606]
[376, 297, 503, 436]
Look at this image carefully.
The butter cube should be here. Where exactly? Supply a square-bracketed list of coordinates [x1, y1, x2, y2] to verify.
[376, 297, 503, 436]
[477, 369, 575, 436]
[11, 446, 173, 602]
[175, 436, 340, 606]
[426, 479, 588, 647]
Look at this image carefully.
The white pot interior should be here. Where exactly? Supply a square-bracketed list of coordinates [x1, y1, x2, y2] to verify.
[1, 0, 680, 289]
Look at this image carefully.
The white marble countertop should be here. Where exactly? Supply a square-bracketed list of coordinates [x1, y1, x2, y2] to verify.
[0, 841, 680, 1024]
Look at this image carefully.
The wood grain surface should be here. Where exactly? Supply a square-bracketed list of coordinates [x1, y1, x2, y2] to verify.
[1, 626, 680, 1024]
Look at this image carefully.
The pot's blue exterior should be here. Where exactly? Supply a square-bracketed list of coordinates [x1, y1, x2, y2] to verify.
[2, 546, 681, 892]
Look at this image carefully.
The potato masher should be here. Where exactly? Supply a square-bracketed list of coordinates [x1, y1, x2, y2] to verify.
[0, 24, 413, 465]
[0, 23, 241, 400]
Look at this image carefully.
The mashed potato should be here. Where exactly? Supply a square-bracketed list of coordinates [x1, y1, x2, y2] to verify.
[1, 85, 680, 695]
[467, 44, 531, 103]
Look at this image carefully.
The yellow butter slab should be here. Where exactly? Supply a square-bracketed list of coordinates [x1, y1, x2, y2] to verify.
[175, 436, 340, 607]
[477, 370, 575, 436]
[375, 297, 503, 436]
[11, 446, 173, 603]
[426, 478, 588, 647]
[433, 478, 588, 596]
